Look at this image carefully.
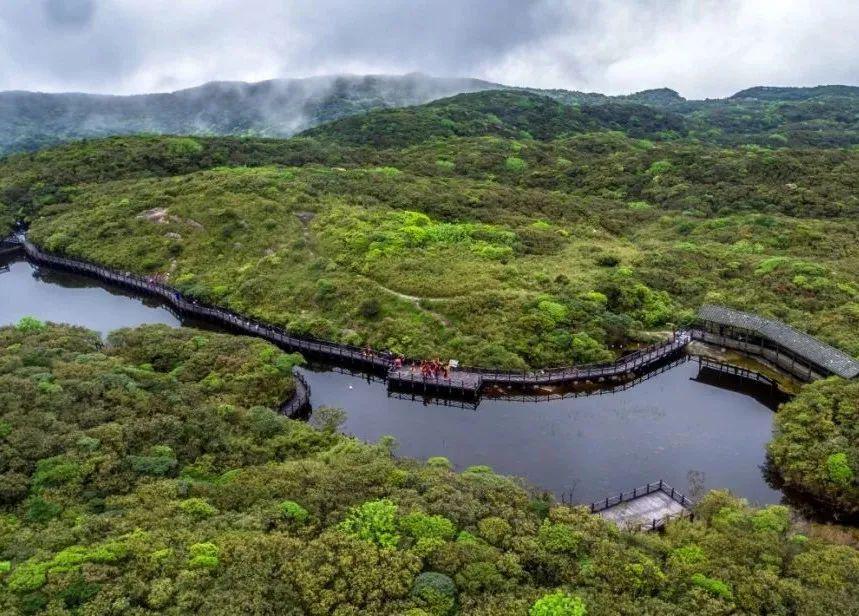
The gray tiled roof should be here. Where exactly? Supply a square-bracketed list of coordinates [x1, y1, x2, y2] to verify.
[697, 304, 859, 379]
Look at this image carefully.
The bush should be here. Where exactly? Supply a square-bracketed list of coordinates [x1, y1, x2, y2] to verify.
[690, 573, 733, 601]
[279, 500, 309, 524]
[309, 406, 347, 433]
[751, 506, 790, 534]
[530, 592, 587, 616]
[188, 542, 219, 569]
[178, 498, 218, 519]
[505, 156, 526, 172]
[25, 496, 61, 523]
[426, 456, 452, 470]
[826, 452, 854, 486]
[359, 297, 381, 319]
[401, 512, 456, 542]
[411, 571, 457, 615]
[128, 452, 177, 476]
[15, 316, 46, 332]
[455, 561, 505, 594]
[538, 522, 582, 554]
[338, 499, 400, 548]
[477, 517, 512, 546]
[6, 562, 48, 592]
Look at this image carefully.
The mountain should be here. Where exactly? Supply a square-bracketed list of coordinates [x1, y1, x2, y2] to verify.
[729, 85, 859, 101]
[5, 75, 859, 156]
[299, 90, 687, 147]
[0, 74, 500, 155]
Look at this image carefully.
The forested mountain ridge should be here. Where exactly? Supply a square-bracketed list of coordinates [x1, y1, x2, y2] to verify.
[299, 90, 687, 146]
[302, 87, 859, 148]
[0, 74, 500, 156]
[6, 74, 859, 156]
[729, 85, 859, 101]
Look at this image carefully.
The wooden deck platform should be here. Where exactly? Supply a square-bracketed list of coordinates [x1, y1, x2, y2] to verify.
[386, 367, 483, 397]
[588, 480, 693, 531]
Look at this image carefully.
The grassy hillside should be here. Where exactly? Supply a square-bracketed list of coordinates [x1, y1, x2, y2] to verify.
[1, 322, 858, 615]
[9, 127, 859, 367]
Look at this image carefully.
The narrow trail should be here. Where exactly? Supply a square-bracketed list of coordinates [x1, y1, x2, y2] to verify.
[295, 211, 318, 258]
[362, 278, 457, 326]
[293, 212, 453, 326]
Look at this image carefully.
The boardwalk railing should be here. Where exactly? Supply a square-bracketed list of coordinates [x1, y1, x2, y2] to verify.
[696, 356, 777, 387]
[18, 237, 696, 396]
[489, 356, 689, 403]
[458, 333, 690, 386]
[0, 237, 23, 256]
[279, 371, 311, 418]
[20, 239, 394, 370]
[586, 479, 693, 514]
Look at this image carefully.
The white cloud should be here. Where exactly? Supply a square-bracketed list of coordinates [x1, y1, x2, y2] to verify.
[1, 0, 857, 98]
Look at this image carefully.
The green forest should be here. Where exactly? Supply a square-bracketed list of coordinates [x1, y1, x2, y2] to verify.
[2, 85, 859, 613]
[1, 322, 858, 615]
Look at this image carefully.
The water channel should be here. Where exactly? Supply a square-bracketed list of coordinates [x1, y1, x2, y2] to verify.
[1, 256, 787, 505]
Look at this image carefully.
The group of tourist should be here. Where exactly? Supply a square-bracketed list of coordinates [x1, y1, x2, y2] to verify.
[389, 355, 453, 380]
[416, 358, 450, 379]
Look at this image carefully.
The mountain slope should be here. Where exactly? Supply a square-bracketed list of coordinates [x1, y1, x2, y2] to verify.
[300, 90, 687, 147]
[0, 74, 500, 155]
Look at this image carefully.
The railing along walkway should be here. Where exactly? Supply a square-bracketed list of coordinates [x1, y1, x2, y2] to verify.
[581, 480, 694, 532]
[469, 332, 690, 386]
[0, 237, 23, 257]
[18, 238, 694, 397]
[280, 371, 311, 418]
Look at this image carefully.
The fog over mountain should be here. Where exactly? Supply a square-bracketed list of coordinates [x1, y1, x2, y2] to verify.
[5, 72, 859, 156]
[0, 74, 500, 155]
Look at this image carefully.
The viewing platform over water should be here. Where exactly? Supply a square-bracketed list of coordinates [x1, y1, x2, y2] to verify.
[586, 480, 693, 531]
[387, 367, 483, 397]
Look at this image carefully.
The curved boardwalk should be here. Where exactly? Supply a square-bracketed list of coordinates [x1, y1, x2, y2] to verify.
[280, 371, 311, 418]
[12, 236, 693, 400]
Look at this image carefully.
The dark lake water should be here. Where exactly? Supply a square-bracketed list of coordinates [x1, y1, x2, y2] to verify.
[1, 256, 785, 505]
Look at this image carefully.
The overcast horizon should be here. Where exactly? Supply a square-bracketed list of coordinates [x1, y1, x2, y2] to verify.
[2, 1, 858, 99]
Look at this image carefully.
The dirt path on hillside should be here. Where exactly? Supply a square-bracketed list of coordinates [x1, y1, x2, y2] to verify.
[364, 278, 455, 326]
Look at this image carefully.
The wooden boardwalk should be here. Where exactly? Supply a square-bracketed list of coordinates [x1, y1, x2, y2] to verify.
[279, 371, 311, 418]
[387, 367, 483, 397]
[15, 236, 694, 402]
[0, 238, 22, 257]
[587, 480, 693, 531]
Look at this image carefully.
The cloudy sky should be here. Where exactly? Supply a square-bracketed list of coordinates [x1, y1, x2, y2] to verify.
[1, 0, 857, 98]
